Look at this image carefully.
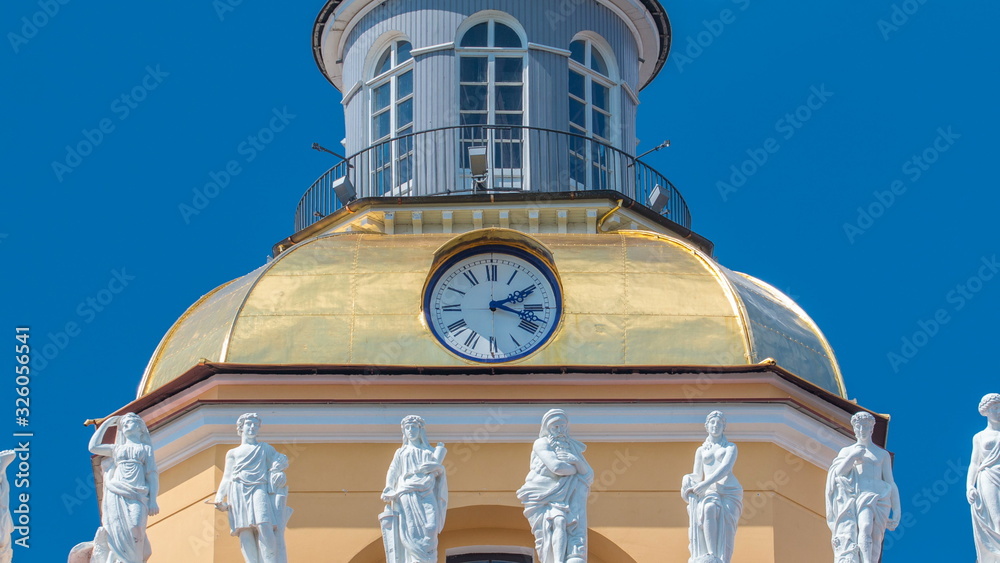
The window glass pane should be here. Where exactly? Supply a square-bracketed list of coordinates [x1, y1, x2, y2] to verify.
[569, 98, 586, 129]
[592, 82, 609, 110]
[460, 85, 488, 110]
[495, 58, 523, 83]
[373, 112, 391, 139]
[568, 70, 585, 98]
[592, 110, 608, 139]
[461, 113, 488, 125]
[461, 22, 489, 47]
[460, 113, 487, 141]
[495, 85, 522, 111]
[461, 57, 488, 83]
[569, 40, 585, 64]
[494, 23, 522, 48]
[397, 70, 413, 99]
[397, 153, 412, 185]
[495, 141, 522, 168]
[375, 48, 392, 75]
[397, 41, 412, 63]
[495, 113, 522, 126]
[397, 98, 413, 128]
[373, 83, 391, 111]
[590, 48, 609, 76]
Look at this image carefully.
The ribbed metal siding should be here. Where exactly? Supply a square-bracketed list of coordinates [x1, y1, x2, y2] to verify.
[340, 0, 642, 155]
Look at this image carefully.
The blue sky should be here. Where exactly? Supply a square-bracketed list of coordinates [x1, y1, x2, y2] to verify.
[2, 0, 997, 560]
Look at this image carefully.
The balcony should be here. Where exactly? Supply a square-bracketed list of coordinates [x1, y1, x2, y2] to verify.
[295, 126, 690, 232]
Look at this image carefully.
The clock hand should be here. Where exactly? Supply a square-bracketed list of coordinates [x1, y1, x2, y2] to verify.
[489, 286, 536, 309]
[493, 303, 545, 323]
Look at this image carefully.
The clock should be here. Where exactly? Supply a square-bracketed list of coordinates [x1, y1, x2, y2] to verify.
[424, 245, 562, 362]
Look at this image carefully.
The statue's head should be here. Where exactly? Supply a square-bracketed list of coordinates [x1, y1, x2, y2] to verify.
[540, 409, 570, 439]
[850, 411, 876, 441]
[979, 393, 1000, 417]
[236, 413, 262, 437]
[117, 413, 151, 446]
[704, 410, 727, 437]
[400, 415, 430, 447]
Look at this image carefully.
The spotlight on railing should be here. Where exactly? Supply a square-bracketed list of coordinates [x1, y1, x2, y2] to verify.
[647, 184, 670, 214]
[468, 146, 488, 191]
[332, 176, 356, 203]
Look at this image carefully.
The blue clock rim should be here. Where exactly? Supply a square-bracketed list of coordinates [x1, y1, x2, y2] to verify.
[423, 244, 563, 363]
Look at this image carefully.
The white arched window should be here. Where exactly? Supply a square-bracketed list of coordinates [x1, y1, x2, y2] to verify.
[457, 16, 527, 190]
[368, 39, 414, 195]
[568, 37, 616, 190]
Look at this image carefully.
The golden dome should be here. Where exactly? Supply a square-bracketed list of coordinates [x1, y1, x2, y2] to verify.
[138, 230, 845, 397]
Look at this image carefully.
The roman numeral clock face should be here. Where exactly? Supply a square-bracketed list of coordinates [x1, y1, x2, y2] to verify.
[424, 246, 562, 362]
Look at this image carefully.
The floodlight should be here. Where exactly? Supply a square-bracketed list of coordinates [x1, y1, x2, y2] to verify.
[647, 184, 669, 212]
[332, 176, 356, 203]
[468, 146, 488, 178]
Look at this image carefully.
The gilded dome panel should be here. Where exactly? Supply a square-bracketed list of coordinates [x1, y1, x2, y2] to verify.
[138, 231, 846, 397]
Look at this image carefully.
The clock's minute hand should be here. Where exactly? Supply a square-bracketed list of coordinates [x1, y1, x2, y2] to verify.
[492, 303, 545, 323]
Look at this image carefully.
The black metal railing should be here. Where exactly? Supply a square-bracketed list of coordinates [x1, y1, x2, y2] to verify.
[294, 125, 691, 232]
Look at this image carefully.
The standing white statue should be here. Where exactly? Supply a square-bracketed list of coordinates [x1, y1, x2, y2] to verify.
[88, 413, 160, 563]
[681, 410, 743, 563]
[379, 415, 448, 563]
[825, 411, 901, 563]
[969, 393, 1000, 563]
[212, 413, 289, 563]
[516, 409, 593, 563]
[0, 450, 16, 563]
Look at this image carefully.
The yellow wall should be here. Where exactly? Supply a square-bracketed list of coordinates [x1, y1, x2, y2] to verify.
[146, 441, 830, 562]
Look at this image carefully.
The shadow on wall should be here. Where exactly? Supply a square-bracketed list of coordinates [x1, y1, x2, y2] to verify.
[347, 504, 637, 563]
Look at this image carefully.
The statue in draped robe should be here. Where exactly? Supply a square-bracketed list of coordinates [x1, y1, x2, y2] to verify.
[379, 415, 447, 563]
[681, 410, 743, 563]
[826, 411, 900, 563]
[88, 413, 159, 563]
[516, 409, 593, 563]
[969, 393, 1000, 563]
[213, 413, 286, 563]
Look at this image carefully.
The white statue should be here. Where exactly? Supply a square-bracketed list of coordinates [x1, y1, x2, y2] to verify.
[825, 411, 900, 563]
[681, 410, 743, 563]
[379, 415, 448, 563]
[0, 450, 16, 563]
[516, 409, 593, 563]
[969, 393, 1000, 562]
[213, 413, 288, 563]
[88, 413, 160, 563]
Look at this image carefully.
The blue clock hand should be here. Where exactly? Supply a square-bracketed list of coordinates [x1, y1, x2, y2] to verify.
[493, 303, 545, 323]
[489, 286, 536, 309]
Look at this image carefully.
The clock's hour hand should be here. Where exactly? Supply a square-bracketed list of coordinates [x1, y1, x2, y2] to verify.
[489, 286, 536, 309]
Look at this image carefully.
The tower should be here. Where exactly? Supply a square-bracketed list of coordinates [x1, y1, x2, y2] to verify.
[90, 0, 890, 561]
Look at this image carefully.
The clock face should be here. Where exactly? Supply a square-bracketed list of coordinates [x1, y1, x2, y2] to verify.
[424, 245, 562, 362]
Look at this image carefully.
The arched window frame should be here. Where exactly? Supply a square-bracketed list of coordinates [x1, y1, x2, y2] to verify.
[456, 13, 528, 190]
[567, 33, 620, 190]
[366, 36, 414, 195]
